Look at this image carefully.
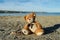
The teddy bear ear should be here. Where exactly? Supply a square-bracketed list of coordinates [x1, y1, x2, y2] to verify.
[32, 12, 36, 16]
[24, 16, 26, 20]
[34, 13, 36, 17]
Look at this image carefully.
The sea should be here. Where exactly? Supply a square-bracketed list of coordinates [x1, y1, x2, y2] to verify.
[0, 12, 60, 16]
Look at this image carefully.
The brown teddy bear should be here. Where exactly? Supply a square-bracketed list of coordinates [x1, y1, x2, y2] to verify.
[22, 12, 44, 36]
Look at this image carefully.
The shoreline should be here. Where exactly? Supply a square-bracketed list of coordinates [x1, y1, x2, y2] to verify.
[0, 13, 60, 16]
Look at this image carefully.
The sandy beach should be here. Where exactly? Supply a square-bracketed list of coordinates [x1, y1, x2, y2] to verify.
[0, 16, 60, 40]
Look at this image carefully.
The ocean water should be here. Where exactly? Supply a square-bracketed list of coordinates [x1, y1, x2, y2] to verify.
[0, 13, 60, 16]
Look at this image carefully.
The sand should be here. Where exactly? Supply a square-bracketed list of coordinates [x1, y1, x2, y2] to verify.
[0, 16, 60, 40]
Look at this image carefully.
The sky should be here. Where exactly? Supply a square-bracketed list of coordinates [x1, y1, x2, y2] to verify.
[0, 0, 60, 12]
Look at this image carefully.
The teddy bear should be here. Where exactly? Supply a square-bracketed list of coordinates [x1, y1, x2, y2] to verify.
[22, 12, 44, 36]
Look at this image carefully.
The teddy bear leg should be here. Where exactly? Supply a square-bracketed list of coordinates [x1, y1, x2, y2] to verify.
[22, 29, 29, 35]
[36, 31, 44, 36]
[35, 29, 44, 36]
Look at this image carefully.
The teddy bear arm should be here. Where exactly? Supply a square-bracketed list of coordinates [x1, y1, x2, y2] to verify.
[35, 22, 42, 29]
[23, 24, 29, 29]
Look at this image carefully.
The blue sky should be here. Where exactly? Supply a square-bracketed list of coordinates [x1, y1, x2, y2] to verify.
[0, 0, 60, 12]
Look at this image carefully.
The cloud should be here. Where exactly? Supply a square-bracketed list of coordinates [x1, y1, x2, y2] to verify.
[18, 0, 31, 3]
[0, 0, 44, 12]
[0, 0, 60, 12]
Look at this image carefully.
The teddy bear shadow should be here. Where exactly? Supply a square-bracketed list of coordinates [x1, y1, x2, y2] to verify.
[43, 24, 60, 35]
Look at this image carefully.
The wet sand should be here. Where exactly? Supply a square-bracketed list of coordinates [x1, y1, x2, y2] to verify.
[0, 16, 60, 40]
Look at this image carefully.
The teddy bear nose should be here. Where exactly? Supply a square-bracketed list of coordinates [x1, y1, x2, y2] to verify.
[29, 19, 31, 20]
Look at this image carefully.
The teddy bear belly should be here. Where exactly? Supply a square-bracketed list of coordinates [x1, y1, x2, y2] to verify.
[29, 24, 37, 32]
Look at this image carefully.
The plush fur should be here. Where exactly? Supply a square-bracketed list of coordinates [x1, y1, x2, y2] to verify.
[22, 12, 44, 36]
[22, 24, 32, 35]
[29, 22, 44, 36]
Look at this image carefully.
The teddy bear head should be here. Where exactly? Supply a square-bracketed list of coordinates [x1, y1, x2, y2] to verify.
[24, 12, 36, 23]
